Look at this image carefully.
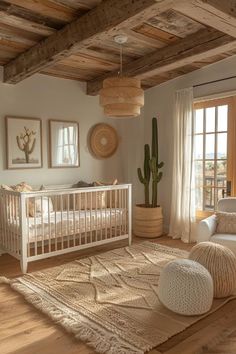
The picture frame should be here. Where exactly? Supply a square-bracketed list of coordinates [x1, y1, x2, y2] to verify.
[6, 116, 42, 169]
[49, 119, 80, 168]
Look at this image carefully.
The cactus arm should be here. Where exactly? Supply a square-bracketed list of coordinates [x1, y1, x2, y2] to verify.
[137, 168, 145, 184]
[137, 144, 151, 207]
[152, 118, 158, 163]
[144, 144, 151, 182]
[158, 161, 164, 169]
[16, 127, 37, 163]
[28, 138, 36, 154]
[16, 136, 24, 151]
[144, 144, 150, 206]
[157, 172, 163, 183]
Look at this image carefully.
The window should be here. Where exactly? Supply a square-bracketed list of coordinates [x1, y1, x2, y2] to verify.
[56, 126, 78, 165]
[194, 96, 236, 218]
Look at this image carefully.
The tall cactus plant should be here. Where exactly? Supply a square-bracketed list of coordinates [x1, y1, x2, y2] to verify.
[137, 117, 164, 208]
[137, 144, 151, 206]
[150, 117, 164, 207]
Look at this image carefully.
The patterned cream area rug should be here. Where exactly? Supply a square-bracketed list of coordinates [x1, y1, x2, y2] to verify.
[7, 243, 234, 354]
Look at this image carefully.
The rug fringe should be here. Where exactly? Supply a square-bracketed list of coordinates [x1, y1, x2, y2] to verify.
[10, 280, 143, 354]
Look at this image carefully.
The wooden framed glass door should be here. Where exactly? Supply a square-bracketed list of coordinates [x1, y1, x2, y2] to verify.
[194, 96, 236, 219]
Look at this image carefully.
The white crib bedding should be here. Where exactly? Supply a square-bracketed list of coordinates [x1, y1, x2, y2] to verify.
[9, 208, 126, 242]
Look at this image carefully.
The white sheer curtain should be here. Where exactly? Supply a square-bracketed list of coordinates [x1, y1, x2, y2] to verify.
[169, 87, 196, 243]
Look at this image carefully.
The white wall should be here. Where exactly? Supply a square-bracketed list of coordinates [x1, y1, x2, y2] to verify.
[120, 55, 236, 231]
[0, 69, 124, 186]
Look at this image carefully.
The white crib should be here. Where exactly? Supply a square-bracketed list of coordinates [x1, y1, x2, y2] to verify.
[0, 184, 132, 273]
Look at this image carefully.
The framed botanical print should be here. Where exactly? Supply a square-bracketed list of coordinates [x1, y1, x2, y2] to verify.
[49, 120, 80, 168]
[6, 116, 42, 169]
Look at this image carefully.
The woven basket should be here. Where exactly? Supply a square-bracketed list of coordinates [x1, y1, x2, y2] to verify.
[89, 123, 118, 159]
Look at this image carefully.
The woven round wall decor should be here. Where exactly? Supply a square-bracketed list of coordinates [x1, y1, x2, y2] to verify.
[89, 123, 118, 159]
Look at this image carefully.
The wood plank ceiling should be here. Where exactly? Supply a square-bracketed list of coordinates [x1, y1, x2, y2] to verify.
[0, 0, 236, 94]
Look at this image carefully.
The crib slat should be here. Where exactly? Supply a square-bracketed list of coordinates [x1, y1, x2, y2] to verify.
[119, 189, 122, 236]
[12, 195, 15, 253]
[79, 193, 81, 246]
[10, 194, 13, 252]
[109, 190, 112, 239]
[73, 193, 76, 247]
[125, 190, 128, 234]
[100, 192, 103, 241]
[54, 196, 58, 251]
[115, 190, 117, 238]
[15, 195, 19, 255]
[60, 195, 63, 250]
[67, 194, 70, 248]
[9, 194, 11, 252]
[105, 191, 108, 240]
[5, 194, 8, 250]
[27, 199, 30, 257]
[34, 197, 37, 256]
[41, 196, 45, 254]
[84, 193, 87, 244]
[120, 189, 123, 235]
[0, 194, 2, 247]
[3, 194, 7, 250]
[123, 189, 125, 235]
[90, 192, 92, 244]
[0, 194, 3, 249]
[15, 196, 20, 255]
[95, 191, 98, 242]
[13, 195, 16, 253]
[48, 196, 51, 253]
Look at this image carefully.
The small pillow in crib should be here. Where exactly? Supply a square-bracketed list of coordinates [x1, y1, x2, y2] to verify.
[14, 182, 34, 216]
[94, 179, 118, 186]
[14, 182, 33, 192]
[35, 197, 54, 216]
[94, 180, 119, 208]
[216, 211, 236, 234]
[73, 180, 106, 210]
[73, 180, 94, 188]
[1, 184, 14, 191]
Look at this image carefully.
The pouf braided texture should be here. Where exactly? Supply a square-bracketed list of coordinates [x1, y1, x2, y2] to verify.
[157, 259, 213, 315]
[189, 242, 236, 298]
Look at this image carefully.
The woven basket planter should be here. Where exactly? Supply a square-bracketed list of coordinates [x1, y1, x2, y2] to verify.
[134, 205, 163, 238]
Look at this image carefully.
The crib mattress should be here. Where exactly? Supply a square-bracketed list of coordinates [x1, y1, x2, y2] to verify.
[9, 208, 127, 242]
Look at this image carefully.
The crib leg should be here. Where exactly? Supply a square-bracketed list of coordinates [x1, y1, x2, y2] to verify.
[20, 258, 28, 274]
[128, 234, 132, 246]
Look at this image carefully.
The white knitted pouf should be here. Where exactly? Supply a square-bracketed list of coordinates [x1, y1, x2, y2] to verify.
[189, 242, 236, 298]
[157, 259, 213, 315]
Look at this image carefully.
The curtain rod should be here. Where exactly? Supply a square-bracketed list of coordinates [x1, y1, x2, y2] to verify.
[193, 75, 236, 88]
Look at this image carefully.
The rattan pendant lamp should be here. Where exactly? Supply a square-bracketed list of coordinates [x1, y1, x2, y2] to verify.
[99, 35, 144, 118]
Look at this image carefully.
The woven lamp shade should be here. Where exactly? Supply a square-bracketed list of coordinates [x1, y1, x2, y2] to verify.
[89, 123, 118, 159]
[99, 77, 144, 118]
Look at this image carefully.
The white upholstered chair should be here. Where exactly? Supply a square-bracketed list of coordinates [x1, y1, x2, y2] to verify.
[197, 198, 236, 255]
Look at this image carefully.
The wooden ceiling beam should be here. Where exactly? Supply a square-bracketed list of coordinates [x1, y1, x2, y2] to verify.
[3, 0, 174, 84]
[0, 1, 65, 29]
[174, 0, 236, 38]
[87, 28, 236, 95]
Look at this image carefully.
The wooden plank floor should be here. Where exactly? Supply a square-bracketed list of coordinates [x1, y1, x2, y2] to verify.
[0, 236, 236, 354]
